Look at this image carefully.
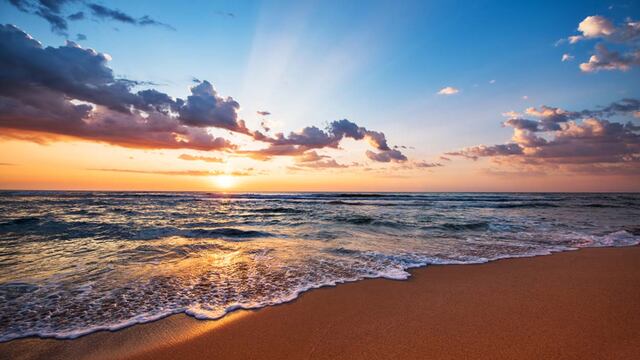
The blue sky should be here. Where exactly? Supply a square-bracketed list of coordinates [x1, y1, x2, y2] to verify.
[3, 1, 637, 155]
[1, 0, 639, 191]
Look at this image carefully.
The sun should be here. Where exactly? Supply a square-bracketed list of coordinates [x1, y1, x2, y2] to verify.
[214, 175, 236, 189]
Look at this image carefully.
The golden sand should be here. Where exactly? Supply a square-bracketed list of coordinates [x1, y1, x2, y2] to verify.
[2, 246, 639, 360]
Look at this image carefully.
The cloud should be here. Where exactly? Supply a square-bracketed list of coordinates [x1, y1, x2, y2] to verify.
[68, 11, 84, 21]
[561, 15, 640, 73]
[0, 24, 234, 151]
[294, 159, 348, 169]
[6, 0, 175, 35]
[295, 150, 328, 162]
[561, 53, 574, 62]
[76, 33, 86, 41]
[503, 118, 540, 131]
[256, 111, 271, 116]
[0, 25, 406, 165]
[523, 105, 579, 131]
[90, 168, 219, 176]
[178, 154, 224, 163]
[6, 1, 69, 34]
[489, 79, 496, 84]
[89, 168, 252, 177]
[575, 15, 640, 43]
[445, 144, 523, 160]
[445, 99, 640, 174]
[578, 15, 616, 38]
[238, 144, 307, 161]
[213, 11, 235, 18]
[365, 149, 408, 163]
[437, 86, 459, 95]
[414, 161, 443, 168]
[87, 3, 175, 30]
[178, 80, 250, 133]
[255, 119, 407, 162]
[596, 98, 640, 116]
[288, 150, 350, 169]
[579, 44, 640, 72]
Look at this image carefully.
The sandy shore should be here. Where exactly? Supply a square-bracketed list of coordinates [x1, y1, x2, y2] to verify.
[2, 246, 639, 360]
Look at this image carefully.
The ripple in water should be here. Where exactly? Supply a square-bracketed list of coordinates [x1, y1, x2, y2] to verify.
[0, 191, 639, 341]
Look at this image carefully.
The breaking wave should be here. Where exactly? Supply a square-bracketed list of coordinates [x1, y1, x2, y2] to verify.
[0, 191, 638, 342]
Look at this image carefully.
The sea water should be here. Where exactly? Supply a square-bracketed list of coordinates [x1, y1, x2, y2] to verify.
[0, 191, 638, 341]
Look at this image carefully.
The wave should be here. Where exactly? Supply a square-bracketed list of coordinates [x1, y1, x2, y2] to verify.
[422, 221, 491, 231]
[2, 229, 637, 342]
[1, 190, 639, 343]
[0, 217, 274, 241]
[0, 216, 41, 227]
[184, 228, 274, 239]
[493, 202, 560, 209]
[251, 207, 305, 214]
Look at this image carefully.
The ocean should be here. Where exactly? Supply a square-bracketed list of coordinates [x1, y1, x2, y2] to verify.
[0, 191, 638, 342]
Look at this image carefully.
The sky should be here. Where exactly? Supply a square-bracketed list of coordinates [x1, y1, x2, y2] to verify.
[0, 0, 639, 191]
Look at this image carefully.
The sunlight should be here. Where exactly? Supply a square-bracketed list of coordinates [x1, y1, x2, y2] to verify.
[214, 175, 236, 189]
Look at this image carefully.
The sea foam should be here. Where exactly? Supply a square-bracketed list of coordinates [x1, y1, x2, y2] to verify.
[0, 192, 638, 342]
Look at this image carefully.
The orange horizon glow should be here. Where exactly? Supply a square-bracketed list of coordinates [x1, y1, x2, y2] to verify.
[1, 138, 638, 193]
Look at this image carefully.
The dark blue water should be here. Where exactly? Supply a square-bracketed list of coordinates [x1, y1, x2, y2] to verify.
[0, 192, 638, 341]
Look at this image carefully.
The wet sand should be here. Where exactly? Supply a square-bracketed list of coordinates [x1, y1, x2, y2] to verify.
[2, 246, 639, 360]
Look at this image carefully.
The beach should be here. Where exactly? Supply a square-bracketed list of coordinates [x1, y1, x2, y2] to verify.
[2, 245, 639, 360]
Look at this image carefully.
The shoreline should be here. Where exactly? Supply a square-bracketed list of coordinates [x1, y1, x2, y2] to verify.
[2, 245, 639, 359]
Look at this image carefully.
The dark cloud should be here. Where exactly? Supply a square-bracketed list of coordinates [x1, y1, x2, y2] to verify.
[88, 3, 175, 30]
[580, 44, 640, 73]
[0, 25, 406, 165]
[8, 0, 30, 12]
[594, 99, 640, 115]
[0, 24, 233, 151]
[445, 144, 523, 160]
[7, 0, 73, 35]
[87, 3, 135, 23]
[5, 0, 175, 35]
[67, 10, 83, 20]
[178, 81, 249, 133]
[37, 0, 68, 13]
[503, 118, 540, 132]
[446, 100, 640, 175]
[75, 33, 86, 41]
[365, 149, 408, 163]
[178, 154, 224, 163]
[137, 15, 175, 31]
[35, 6, 68, 34]
[258, 119, 407, 162]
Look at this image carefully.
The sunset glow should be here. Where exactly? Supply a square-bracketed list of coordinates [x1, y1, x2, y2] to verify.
[214, 175, 237, 189]
[0, 1, 638, 192]
[1, 2, 640, 358]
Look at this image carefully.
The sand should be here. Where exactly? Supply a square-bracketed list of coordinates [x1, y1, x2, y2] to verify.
[2, 246, 639, 360]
